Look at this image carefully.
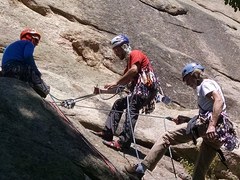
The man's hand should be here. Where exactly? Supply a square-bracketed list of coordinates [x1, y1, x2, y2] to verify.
[173, 115, 191, 125]
[93, 86, 101, 94]
[206, 125, 217, 140]
[173, 117, 184, 125]
[104, 82, 118, 90]
[93, 85, 118, 94]
[165, 117, 183, 125]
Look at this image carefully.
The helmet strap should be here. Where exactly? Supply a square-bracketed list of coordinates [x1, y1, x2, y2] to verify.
[31, 35, 40, 45]
[121, 44, 132, 55]
[21, 34, 39, 46]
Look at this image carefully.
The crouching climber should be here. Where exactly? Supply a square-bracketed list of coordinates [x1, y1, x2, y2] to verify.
[124, 62, 239, 180]
[1, 28, 50, 98]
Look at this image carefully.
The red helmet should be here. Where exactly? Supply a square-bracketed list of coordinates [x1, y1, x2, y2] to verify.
[20, 28, 41, 45]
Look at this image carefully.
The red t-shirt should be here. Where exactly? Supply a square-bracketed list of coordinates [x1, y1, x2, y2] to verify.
[124, 50, 153, 88]
[124, 50, 151, 72]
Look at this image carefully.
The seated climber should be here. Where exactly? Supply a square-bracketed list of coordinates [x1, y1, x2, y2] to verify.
[1, 28, 50, 98]
[124, 62, 239, 180]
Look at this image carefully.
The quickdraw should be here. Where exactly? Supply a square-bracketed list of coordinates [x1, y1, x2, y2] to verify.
[61, 99, 76, 109]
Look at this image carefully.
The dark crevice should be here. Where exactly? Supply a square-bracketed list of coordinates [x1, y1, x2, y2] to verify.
[171, 100, 186, 108]
[212, 67, 240, 83]
[49, 6, 76, 22]
[19, 1, 115, 35]
[49, 6, 115, 35]
[226, 24, 238, 30]
[166, 21, 204, 33]
[139, 0, 188, 16]
[19, 0, 51, 16]
[196, 3, 240, 25]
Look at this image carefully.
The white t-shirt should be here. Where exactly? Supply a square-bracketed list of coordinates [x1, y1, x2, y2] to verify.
[197, 79, 226, 114]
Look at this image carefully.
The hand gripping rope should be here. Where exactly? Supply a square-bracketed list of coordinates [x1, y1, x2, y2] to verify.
[50, 85, 127, 109]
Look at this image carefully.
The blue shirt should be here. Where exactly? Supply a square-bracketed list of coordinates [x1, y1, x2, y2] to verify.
[2, 40, 41, 75]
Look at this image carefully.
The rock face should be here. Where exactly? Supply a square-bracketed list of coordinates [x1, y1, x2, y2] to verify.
[0, 78, 125, 179]
[0, 0, 240, 179]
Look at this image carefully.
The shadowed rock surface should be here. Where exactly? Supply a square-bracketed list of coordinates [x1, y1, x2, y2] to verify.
[0, 0, 240, 179]
[0, 78, 126, 180]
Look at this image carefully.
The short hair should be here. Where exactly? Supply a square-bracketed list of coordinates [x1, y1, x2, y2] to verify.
[191, 69, 206, 79]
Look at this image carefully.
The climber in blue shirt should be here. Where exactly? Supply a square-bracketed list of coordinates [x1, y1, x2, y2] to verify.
[1, 28, 50, 98]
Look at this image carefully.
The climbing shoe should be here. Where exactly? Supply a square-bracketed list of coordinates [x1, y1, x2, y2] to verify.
[123, 163, 145, 180]
[102, 140, 122, 151]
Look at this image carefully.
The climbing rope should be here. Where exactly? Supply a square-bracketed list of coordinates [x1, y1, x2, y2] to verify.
[49, 93, 97, 109]
[48, 94, 123, 179]
[49, 90, 172, 120]
[98, 85, 126, 100]
[163, 117, 177, 179]
[126, 95, 141, 162]
[50, 85, 126, 109]
[48, 87, 177, 179]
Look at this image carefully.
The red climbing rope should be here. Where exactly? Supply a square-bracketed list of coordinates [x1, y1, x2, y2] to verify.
[47, 99, 123, 179]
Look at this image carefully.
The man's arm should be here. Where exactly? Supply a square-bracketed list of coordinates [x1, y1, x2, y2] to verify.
[206, 90, 224, 138]
[93, 86, 118, 94]
[24, 43, 41, 76]
[104, 63, 140, 89]
[116, 63, 139, 85]
[173, 115, 191, 124]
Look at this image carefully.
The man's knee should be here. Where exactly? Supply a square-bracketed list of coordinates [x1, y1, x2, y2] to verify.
[2, 66, 22, 79]
[162, 132, 172, 146]
[33, 80, 50, 98]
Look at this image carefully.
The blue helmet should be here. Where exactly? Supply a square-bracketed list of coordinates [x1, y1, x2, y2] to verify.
[182, 63, 205, 80]
[111, 34, 129, 48]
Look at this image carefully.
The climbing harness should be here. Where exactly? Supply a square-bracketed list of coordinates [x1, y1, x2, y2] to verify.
[199, 111, 239, 169]
[2, 61, 50, 98]
[131, 65, 158, 114]
[134, 67, 157, 99]
[215, 113, 239, 151]
[199, 111, 239, 151]
[185, 112, 239, 170]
